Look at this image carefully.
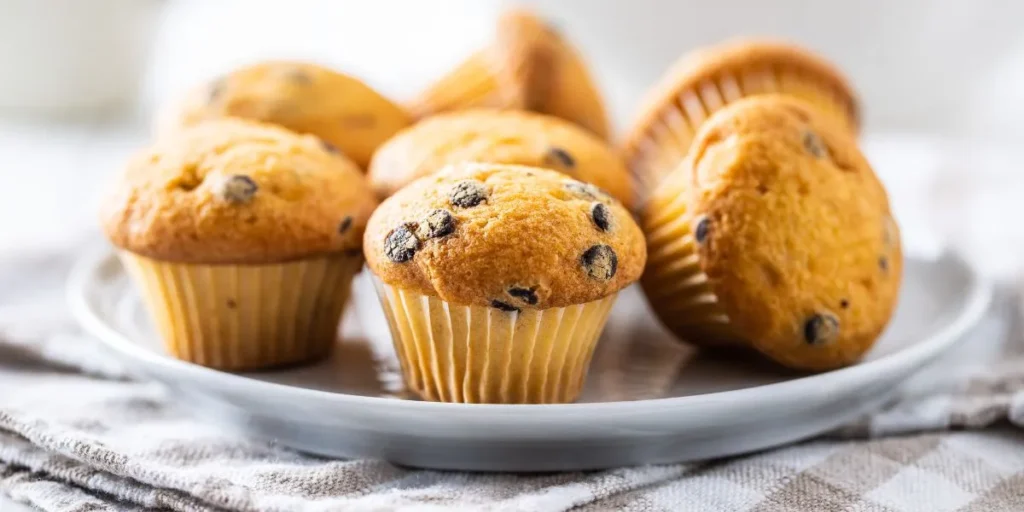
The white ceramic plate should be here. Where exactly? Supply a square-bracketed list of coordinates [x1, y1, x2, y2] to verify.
[68, 249, 991, 471]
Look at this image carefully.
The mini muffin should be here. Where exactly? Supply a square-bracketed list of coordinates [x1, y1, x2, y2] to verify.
[641, 96, 900, 371]
[368, 109, 633, 207]
[623, 39, 859, 197]
[158, 61, 411, 168]
[364, 163, 646, 403]
[410, 9, 610, 140]
[102, 119, 378, 371]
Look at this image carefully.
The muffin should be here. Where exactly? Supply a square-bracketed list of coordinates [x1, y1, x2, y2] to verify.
[410, 9, 610, 140]
[623, 39, 859, 197]
[368, 109, 633, 207]
[640, 96, 900, 371]
[101, 119, 378, 371]
[158, 61, 411, 168]
[364, 163, 646, 403]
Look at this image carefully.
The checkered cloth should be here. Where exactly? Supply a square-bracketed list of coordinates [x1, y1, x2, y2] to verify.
[1, 249, 1023, 512]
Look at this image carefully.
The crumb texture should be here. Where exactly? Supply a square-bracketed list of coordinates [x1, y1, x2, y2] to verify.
[365, 163, 646, 308]
[102, 119, 378, 263]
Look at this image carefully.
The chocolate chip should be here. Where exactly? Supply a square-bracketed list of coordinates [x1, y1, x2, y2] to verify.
[591, 203, 612, 232]
[217, 175, 258, 204]
[840, 299, 850, 309]
[804, 313, 840, 345]
[450, 180, 487, 208]
[421, 209, 455, 239]
[581, 245, 617, 280]
[321, 139, 341, 155]
[508, 286, 538, 305]
[338, 216, 353, 234]
[491, 300, 520, 312]
[802, 130, 827, 158]
[285, 68, 313, 85]
[879, 256, 889, 273]
[694, 216, 710, 243]
[545, 147, 576, 168]
[384, 225, 419, 263]
[226, 299, 237, 309]
[563, 180, 607, 201]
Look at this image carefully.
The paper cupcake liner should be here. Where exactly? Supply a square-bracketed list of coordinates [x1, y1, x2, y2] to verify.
[639, 184, 742, 348]
[409, 48, 528, 119]
[120, 252, 363, 371]
[628, 67, 855, 201]
[372, 279, 617, 404]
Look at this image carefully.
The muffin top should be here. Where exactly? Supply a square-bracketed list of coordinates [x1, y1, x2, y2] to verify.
[367, 109, 633, 207]
[624, 39, 858, 155]
[102, 119, 378, 264]
[364, 163, 646, 309]
[647, 95, 899, 370]
[158, 61, 411, 168]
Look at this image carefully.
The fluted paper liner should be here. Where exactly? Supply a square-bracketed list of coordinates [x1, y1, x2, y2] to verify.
[640, 182, 742, 347]
[409, 50, 521, 117]
[629, 68, 855, 199]
[409, 16, 546, 120]
[372, 280, 617, 404]
[120, 252, 363, 371]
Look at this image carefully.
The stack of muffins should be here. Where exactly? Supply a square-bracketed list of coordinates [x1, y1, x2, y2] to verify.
[100, 8, 901, 404]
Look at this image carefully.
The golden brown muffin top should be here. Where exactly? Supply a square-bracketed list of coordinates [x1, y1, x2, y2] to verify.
[157, 61, 411, 168]
[367, 109, 633, 207]
[364, 163, 646, 309]
[623, 39, 859, 156]
[647, 95, 899, 370]
[102, 119, 378, 264]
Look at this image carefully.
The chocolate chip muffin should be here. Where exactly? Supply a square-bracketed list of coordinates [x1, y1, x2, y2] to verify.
[368, 109, 633, 207]
[364, 163, 646, 403]
[102, 119, 378, 370]
[409, 8, 610, 140]
[158, 61, 411, 168]
[640, 96, 899, 371]
[623, 39, 859, 198]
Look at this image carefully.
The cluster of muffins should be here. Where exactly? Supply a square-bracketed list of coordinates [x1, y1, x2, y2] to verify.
[100, 7, 902, 404]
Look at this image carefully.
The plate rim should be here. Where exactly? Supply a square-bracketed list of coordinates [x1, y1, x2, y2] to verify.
[68, 247, 993, 419]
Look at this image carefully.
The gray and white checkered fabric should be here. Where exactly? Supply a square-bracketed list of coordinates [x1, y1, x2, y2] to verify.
[1, 250, 1022, 512]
